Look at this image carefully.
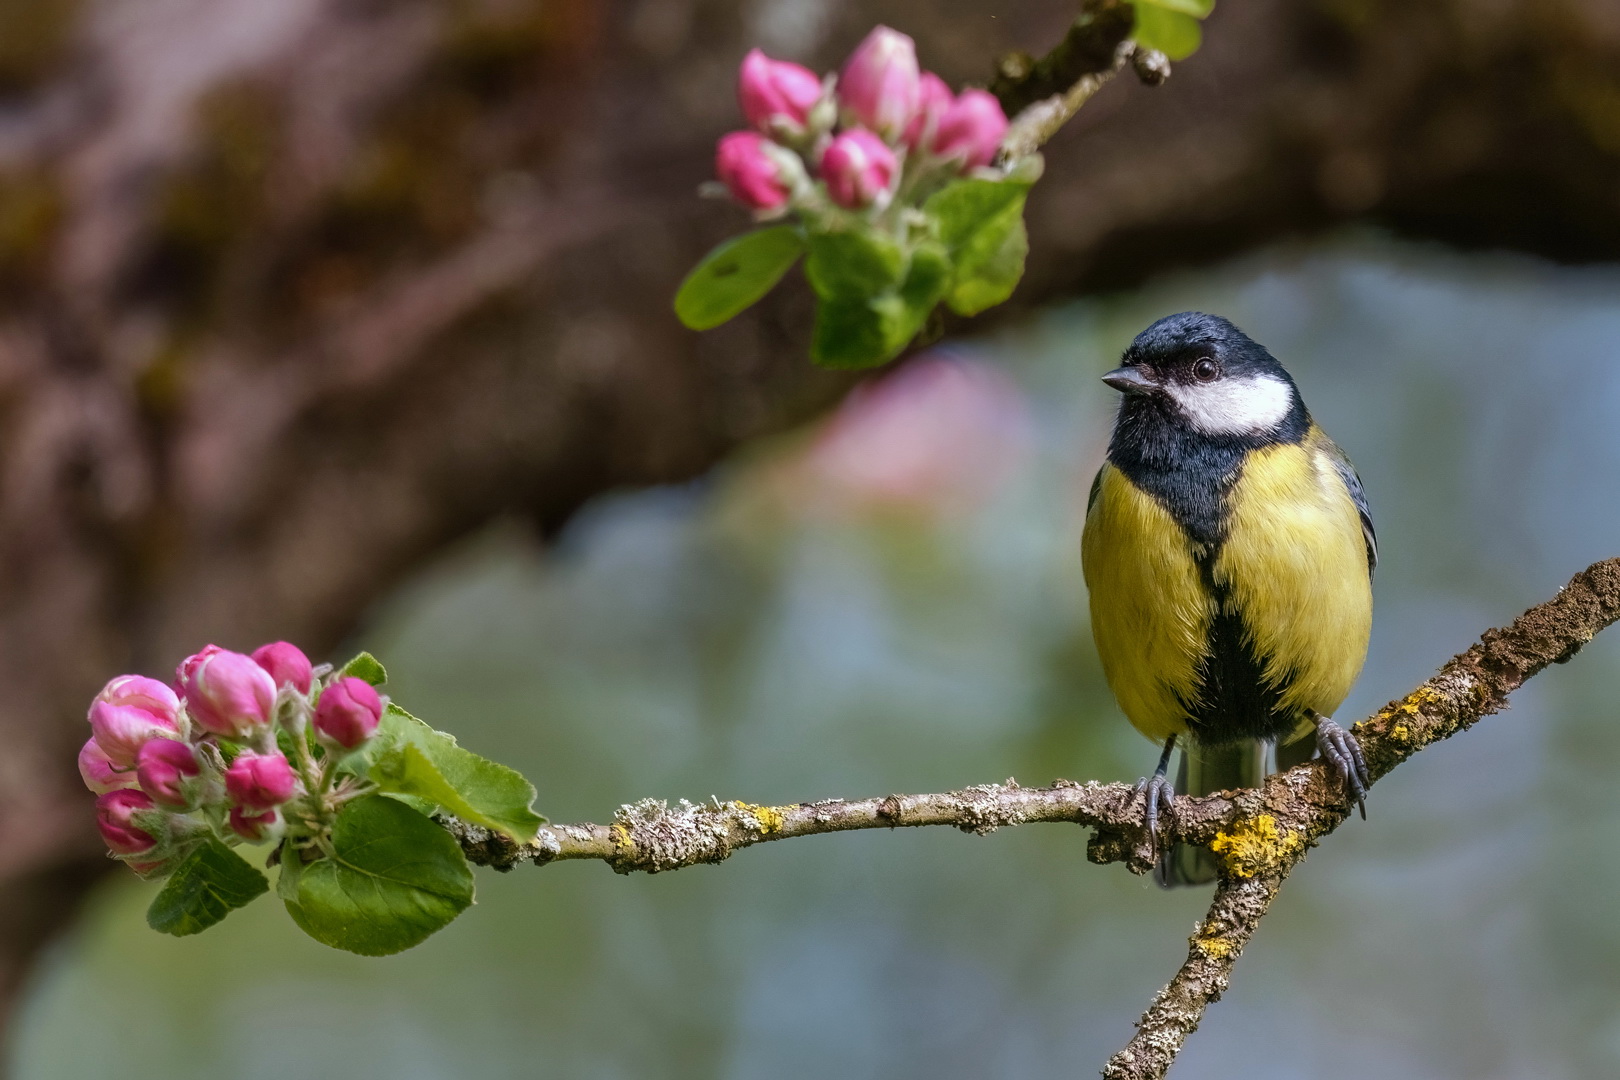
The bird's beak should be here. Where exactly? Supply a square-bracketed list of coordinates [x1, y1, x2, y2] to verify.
[1101, 366, 1157, 395]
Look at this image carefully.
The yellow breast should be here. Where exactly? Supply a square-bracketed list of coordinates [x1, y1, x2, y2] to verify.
[1081, 464, 1212, 742]
[1081, 433, 1372, 745]
[1213, 437, 1372, 736]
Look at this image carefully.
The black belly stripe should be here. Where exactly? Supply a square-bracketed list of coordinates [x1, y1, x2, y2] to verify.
[1184, 590, 1304, 745]
[1107, 396, 1314, 746]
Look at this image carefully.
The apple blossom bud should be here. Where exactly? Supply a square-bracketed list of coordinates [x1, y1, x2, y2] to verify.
[229, 805, 282, 844]
[930, 88, 1008, 169]
[224, 751, 298, 810]
[738, 49, 823, 135]
[251, 641, 313, 694]
[819, 129, 898, 210]
[903, 71, 953, 149]
[79, 738, 135, 794]
[136, 739, 201, 809]
[715, 132, 793, 210]
[96, 789, 158, 856]
[95, 675, 181, 725]
[88, 700, 180, 768]
[838, 26, 920, 139]
[177, 645, 278, 738]
[313, 676, 384, 750]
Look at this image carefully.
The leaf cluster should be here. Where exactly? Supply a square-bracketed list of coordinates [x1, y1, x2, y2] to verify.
[147, 655, 544, 955]
[675, 177, 1032, 370]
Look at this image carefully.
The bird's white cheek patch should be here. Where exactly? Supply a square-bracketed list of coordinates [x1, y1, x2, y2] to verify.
[1167, 375, 1294, 435]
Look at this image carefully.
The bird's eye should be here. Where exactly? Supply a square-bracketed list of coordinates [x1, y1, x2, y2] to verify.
[1192, 358, 1220, 382]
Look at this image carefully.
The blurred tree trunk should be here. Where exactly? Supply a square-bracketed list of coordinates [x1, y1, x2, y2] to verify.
[0, 0, 1616, 1022]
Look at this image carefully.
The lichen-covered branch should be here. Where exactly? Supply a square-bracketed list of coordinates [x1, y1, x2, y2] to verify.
[989, 0, 1170, 162]
[449, 557, 1620, 1078]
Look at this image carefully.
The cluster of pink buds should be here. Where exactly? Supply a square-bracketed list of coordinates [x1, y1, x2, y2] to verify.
[82, 642, 385, 877]
[714, 27, 1013, 217]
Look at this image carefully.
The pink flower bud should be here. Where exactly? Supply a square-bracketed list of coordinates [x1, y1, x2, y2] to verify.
[96, 789, 158, 856]
[136, 739, 201, 808]
[251, 641, 313, 694]
[715, 131, 793, 211]
[224, 751, 298, 810]
[903, 71, 954, 148]
[88, 700, 179, 768]
[738, 49, 823, 134]
[229, 805, 282, 843]
[313, 677, 384, 751]
[177, 645, 278, 738]
[819, 129, 898, 210]
[95, 675, 181, 725]
[838, 26, 920, 138]
[930, 88, 1008, 169]
[79, 738, 136, 794]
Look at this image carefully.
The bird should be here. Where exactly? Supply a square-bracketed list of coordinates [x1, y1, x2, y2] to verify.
[1080, 312, 1375, 886]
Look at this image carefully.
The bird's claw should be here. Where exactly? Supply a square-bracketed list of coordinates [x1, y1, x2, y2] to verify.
[1134, 773, 1176, 846]
[1314, 716, 1370, 819]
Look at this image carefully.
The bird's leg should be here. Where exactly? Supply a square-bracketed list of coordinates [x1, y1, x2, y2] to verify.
[1134, 735, 1177, 845]
[1311, 712, 1370, 819]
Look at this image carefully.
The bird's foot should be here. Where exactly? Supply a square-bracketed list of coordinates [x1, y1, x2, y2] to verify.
[1314, 715, 1370, 819]
[1134, 772, 1176, 846]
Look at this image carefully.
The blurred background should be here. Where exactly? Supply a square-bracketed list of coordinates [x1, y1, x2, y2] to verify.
[1, 1, 1619, 1078]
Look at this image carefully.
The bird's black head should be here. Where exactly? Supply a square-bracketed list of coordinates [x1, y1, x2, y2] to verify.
[1103, 312, 1308, 444]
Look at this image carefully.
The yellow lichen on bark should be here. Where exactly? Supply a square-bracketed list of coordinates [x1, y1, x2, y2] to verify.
[733, 802, 785, 834]
[1209, 814, 1304, 878]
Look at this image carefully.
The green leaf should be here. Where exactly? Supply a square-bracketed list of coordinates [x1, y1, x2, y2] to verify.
[923, 179, 1032, 317]
[674, 226, 806, 330]
[338, 652, 388, 686]
[804, 229, 905, 299]
[147, 838, 270, 937]
[809, 295, 895, 369]
[359, 705, 543, 843]
[1132, 0, 1213, 17]
[809, 245, 952, 370]
[282, 795, 475, 956]
[924, 179, 1029, 253]
[948, 216, 1028, 316]
[894, 243, 952, 339]
[1129, 3, 1203, 59]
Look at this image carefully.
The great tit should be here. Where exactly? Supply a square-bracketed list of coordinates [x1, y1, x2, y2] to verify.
[1080, 312, 1374, 886]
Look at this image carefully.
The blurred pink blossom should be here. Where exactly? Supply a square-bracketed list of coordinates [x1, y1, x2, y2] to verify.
[820, 129, 898, 209]
[800, 353, 1028, 517]
[903, 71, 954, 149]
[738, 49, 823, 134]
[715, 131, 793, 210]
[931, 89, 1007, 169]
[838, 26, 920, 139]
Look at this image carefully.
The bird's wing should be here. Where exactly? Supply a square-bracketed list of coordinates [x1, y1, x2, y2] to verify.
[1087, 466, 1104, 513]
[1317, 436, 1377, 578]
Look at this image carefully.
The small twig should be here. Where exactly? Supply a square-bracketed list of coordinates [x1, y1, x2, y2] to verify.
[446, 558, 1620, 1078]
[989, 0, 1170, 162]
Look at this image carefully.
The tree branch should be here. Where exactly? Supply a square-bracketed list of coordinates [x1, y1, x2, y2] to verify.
[447, 557, 1620, 1078]
[989, 0, 1171, 162]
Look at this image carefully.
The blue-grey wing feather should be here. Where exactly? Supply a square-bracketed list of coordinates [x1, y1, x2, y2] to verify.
[1318, 437, 1376, 578]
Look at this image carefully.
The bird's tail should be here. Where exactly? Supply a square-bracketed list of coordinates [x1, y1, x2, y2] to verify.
[1154, 738, 1269, 887]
